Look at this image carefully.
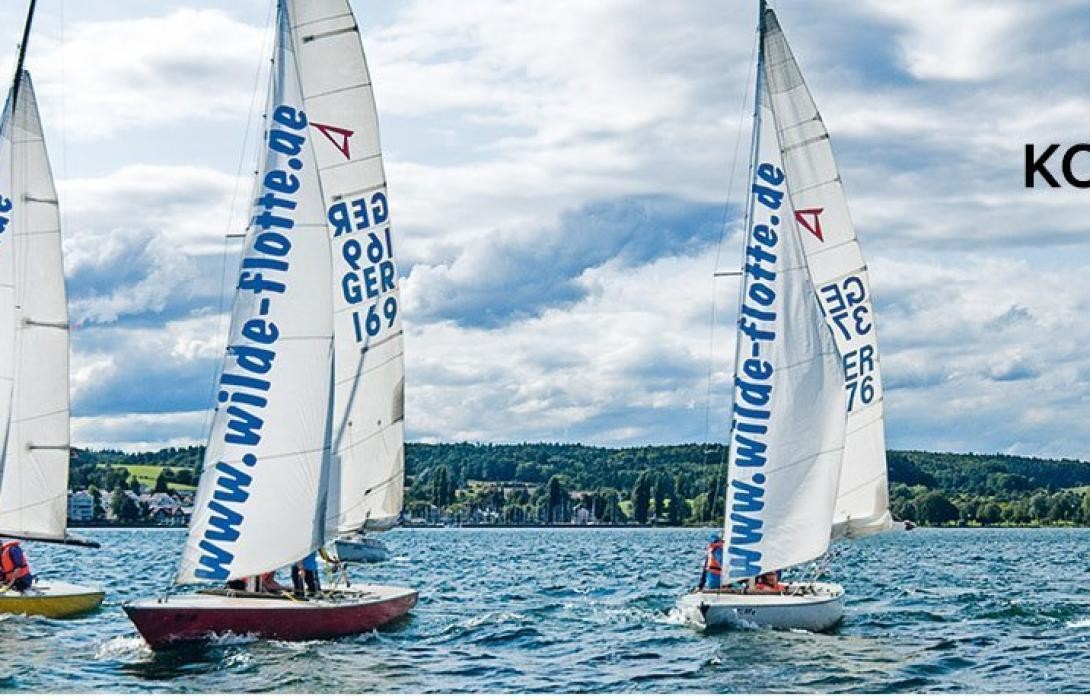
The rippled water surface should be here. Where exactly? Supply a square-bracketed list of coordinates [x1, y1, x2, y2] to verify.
[3, 527, 1090, 692]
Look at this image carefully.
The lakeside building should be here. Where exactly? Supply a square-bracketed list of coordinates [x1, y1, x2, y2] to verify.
[66, 489, 193, 526]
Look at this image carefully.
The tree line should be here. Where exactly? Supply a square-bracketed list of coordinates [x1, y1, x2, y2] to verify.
[66, 443, 1090, 527]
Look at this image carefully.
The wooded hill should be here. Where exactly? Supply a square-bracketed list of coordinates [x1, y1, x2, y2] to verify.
[68, 443, 1090, 526]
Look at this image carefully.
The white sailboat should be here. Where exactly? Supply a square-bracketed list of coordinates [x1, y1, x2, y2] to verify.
[124, 0, 415, 649]
[0, 0, 104, 619]
[675, 0, 891, 632]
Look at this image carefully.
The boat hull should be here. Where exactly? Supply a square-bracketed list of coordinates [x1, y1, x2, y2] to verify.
[0, 580, 104, 618]
[334, 536, 390, 563]
[675, 582, 844, 632]
[123, 584, 417, 650]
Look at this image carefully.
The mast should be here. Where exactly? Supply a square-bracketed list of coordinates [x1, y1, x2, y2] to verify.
[11, 0, 37, 114]
[722, 0, 769, 537]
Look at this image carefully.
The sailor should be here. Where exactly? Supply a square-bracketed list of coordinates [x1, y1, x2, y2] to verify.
[754, 570, 786, 593]
[256, 571, 285, 593]
[0, 539, 34, 592]
[699, 532, 724, 590]
[227, 571, 285, 593]
[291, 552, 321, 596]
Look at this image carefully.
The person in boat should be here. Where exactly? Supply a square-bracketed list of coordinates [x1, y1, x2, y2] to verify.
[699, 532, 724, 590]
[225, 571, 286, 594]
[0, 539, 34, 592]
[753, 570, 787, 594]
[291, 552, 320, 596]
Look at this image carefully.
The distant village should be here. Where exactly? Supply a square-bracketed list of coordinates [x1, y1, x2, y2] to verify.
[65, 484, 610, 529]
[67, 485, 193, 527]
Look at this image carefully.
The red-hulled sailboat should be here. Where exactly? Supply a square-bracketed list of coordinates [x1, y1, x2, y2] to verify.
[124, 0, 415, 648]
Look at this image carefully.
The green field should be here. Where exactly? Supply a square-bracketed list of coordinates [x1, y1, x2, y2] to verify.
[99, 463, 196, 492]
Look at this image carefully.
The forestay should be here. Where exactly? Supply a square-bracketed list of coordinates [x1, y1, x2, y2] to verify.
[285, 0, 405, 537]
[761, 7, 892, 539]
[177, 5, 335, 584]
[722, 24, 846, 580]
[0, 73, 70, 543]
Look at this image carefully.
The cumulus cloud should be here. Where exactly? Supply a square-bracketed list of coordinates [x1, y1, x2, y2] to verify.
[11, 8, 269, 139]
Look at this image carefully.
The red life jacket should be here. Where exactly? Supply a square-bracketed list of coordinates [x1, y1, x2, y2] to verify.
[0, 541, 31, 582]
[704, 540, 723, 576]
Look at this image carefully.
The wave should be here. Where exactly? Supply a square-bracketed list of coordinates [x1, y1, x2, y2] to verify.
[94, 635, 154, 662]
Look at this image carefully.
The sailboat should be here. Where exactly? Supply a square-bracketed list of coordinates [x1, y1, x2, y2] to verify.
[0, 0, 104, 619]
[674, 0, 891, 632]
[123, 0, 416, 649]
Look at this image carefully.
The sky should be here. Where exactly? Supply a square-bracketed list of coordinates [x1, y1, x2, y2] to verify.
[1, 0, 1089, 457]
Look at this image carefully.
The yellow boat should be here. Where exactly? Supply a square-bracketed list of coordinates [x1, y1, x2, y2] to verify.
[0, 580, 104, 618]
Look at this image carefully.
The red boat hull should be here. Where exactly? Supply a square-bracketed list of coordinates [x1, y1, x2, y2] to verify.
[123, 585, 417, 650]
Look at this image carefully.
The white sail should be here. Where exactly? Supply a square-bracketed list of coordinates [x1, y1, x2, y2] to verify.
[761, 7, 892, 539]
[0, 73, 70, 542]
[721, 34, 846, 580]
[177, 5, 335, 584]
[285, 0, 405, 537]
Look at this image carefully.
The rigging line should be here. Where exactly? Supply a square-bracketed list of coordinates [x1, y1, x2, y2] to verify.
[174, 0, 275, 603]
[720, 0, 767, 537]
[59, 0, 68, 239]
[702, 9, 761, 528]
[700, 14, 760, 473]
[197, 0, 277, 449]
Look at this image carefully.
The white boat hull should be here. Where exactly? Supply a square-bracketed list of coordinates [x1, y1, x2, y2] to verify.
[675, 582, 844, 632]
[334, 536, 390, 563]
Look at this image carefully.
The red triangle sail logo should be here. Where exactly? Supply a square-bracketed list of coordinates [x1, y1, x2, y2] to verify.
[795, 207, 826, 242]
[311, 122, 355, 160]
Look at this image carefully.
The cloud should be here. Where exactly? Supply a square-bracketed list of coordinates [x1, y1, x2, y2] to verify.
[72, 411, 211, 452]
[404, 195, 728, 327]
[20, 8, 269, 139]
[72, 315, 225, 418]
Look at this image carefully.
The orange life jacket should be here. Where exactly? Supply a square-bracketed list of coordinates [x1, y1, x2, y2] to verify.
[755, 573, 785, 592]
[704, 540, 723, 576]
[0, 541, 31, 582]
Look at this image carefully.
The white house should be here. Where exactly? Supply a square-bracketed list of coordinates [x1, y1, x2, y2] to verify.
[67, 491, 96, 522]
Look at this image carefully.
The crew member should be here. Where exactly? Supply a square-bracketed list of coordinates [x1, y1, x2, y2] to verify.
[0, 539, 34, 592]
[291, 552, 321, 596]
[754, 570, 786, 593]
[699, 532, 724, 590]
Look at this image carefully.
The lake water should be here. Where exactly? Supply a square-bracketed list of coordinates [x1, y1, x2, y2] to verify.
[2, 527, 1088, 693]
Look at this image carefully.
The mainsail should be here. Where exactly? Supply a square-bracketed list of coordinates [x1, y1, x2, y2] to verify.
[760, 7, 892, 538]
[721, 9, 846, 581]
[284, 0, 405, 537]
[0, 72, 72, 544]
[177, 4, 335, 584]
